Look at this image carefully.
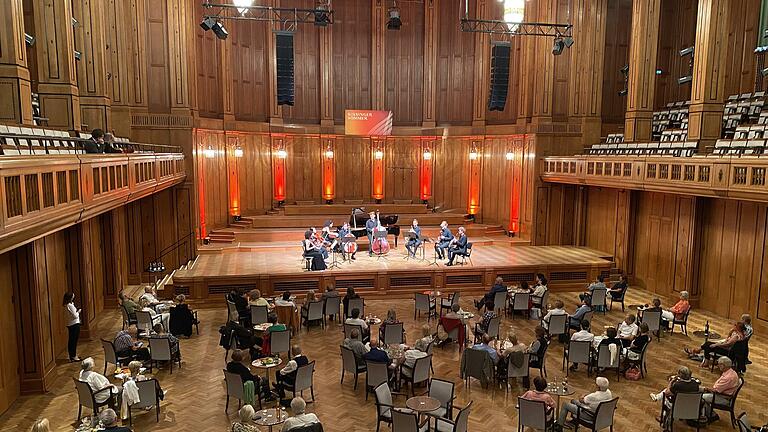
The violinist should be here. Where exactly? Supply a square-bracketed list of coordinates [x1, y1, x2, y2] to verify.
[434, 221, 454, 260]
[446, 226, 468, 266]
[365, 212, 378, 257]
[321, 220, 339, 251]
[310, 227, 329, 259]
[302, 231, 327, 271]
[338, 222, 357, 261]
[405, 219, 422, 258]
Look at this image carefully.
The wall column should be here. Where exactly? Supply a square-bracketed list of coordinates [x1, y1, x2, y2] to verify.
[31, 0, 81, 131]
[221, 25, 235, 125]
[422, 0, 437, 128]
[624, 0, 661, 142]
[319, 23, 333, 127]
[371, 0, 386, 111]
[105, 0, 134, 136]
[266, 0, 281, 123]
[471, 0, 490, 127]
[687, 0, 730, 149]
[530, 0, 557, 125]
[72, 0, 112, 131]
[0, 0, 34, 125]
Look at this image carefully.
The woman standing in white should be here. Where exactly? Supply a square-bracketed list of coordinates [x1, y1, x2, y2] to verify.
[63, 291, 81, 362]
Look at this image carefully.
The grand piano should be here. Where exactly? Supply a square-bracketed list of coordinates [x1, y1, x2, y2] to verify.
[348, 208, 401, 247]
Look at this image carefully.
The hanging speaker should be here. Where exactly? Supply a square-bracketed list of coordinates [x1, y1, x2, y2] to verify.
[488, 41, 511, 112]
[275, 32, 294, 106]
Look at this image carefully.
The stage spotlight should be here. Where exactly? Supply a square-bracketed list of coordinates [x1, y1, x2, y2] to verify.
[24, 33, 35, 46]
[387, 4, 402, 30]
[232, 0, 253, 15]
[74, 50, 82, 61]
[552, 37, 565, 56]
[761, 67, 768, 77]
[618, 89, 628, 96]
[678, 75, 693, 85]
[200, 17, 216, 31]
[563, 37, 574, 48]
[679, 46, 694, 57]
[423, 150, 432, 160]
[620, 65, 629, 75]
[314, 2, 331, 27]
[200, 17, 228, 39]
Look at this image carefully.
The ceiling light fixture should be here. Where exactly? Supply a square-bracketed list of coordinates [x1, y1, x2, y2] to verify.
[234, 146, 244, 158]
[204, 145, 215, 158]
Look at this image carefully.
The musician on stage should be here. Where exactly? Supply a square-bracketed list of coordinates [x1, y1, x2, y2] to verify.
[434, 221, 454, 260]
[338, 222, 357, 261]
[365, 212, 378, 257]
[310, 227, 329, 259]
[446, 226, 468, 266]
[302, 230, 327, 271]
[405, 219, 422, 258]
[321, 220, 338, 251]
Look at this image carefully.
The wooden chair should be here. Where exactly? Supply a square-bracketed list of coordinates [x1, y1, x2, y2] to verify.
[670, 308, 692, 335]
[270, 328, 291, 358]
[509, 292, 530, 319]
[323, 296, 341, 324]
[711, 377, 745, 428]
[573, 397, 619, 432]
[608, 286, 627, 311]
[414, 293, 436, 321]
[492, 291, 508, 317]
[223, 369, 245, 412]
[594, 343, 621, 381]
[517, 398, 554, 432]
[346, 297, 365, 319]
[340, 345, 366, 390]
[456, 243, 473, 266]
[148, 336, 181, 374]
[373, 383, 408, 432]
[301, 301, 325, 330]
[591, 288, 608, 314]
[382, 322, 405, 346]
[427, 378, 456, 419]
[121, 304, 137, 330]
[391, 408, 429, 432]
[250, 305, 269, 325]
[284, 361, 316, 403]
[640, 310, 663, 342]
[545, 313, 569, 341]
[101, 339, 132, 375]
[563, 340, 591, 376]
[502, 353, 529, 392]
[440, 292, 460, 316]
[661, 392, 703, 432]
[365, 360, 391, 401]
[73, 379, 114, 422]
[127, 378, 162, 426]
[434, 401, 472, 432]
[400, 354, 432, 396]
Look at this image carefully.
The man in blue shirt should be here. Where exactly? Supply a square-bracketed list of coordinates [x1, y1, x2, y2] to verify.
[365, 212, 378, 256]
[446, 227, 468, 266]
[363, 338, 391, 365]
[475, 277, 508, 311]
[569, 298, 593, 330]
[434, 221, 454, 260]
[405, 219, 422, 258]
[471, 334, 499, 364]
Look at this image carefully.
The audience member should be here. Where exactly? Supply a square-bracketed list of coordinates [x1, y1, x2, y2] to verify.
[300, 290, 318, 316]
[580, 275, 606, 301]
[645, 298, 662, 313]
[228, 289, 251, 324]
[276, 346, 309, 401]
[219, 320, 262, 360]
[558, 377, 613, 427]
[342, 287, 361, 318]
[742, 313, 753, 365]
[435, 303, 467, 346]
[267, 313, 287, 333]
[345, 308, 369, 339]
[498, 330, 527, 359]
[595, 327, 622, 371]
[363, 338, 391, 365]
[624, 322, 650, 362]
[650, 365, 699, 403]
[542, 300, 567, 330]
[685, 322, 746, 367]
[275, 292, 296, 308]
[231, 405, 260, 432]
[474, 277, 508, 311]
[282, 397, 320, 431]
[608, 275, 628, 300]
[84, 128, 105, 154]
[532, 273, 548, 298]
[30, 418, 51, 432]
[321, 285, 339, 300]
[63, 291, 81, 362]
[661, 291, 690, 327]
[569, 298, 592, 330]
[617, 315, 638, 347]
[702, 357, 740, 421]
[114, 329, 150, 361]
[138, 298, 170, 334]
[227, 350, 272, 402]
[169, 294, 198, 337]
[103, 133, 123, 154]
[521, 376, 556, 419]
[342, 329, 369, 362]
[78, 357, 119, 407]
[569, 321, 594, 371]
[471, 334, 499, 364]
[248, 289, 269, 307]
[527, 326, 549, 372]
[379, 309, 405, 343]
[99, 408, 132, 432]
[140, 286, 165, 311]
[118, 291, 139, 318]
[414, 324, 434, 352]
[121, 360, 165, 420]
[474, 310, 498, 341]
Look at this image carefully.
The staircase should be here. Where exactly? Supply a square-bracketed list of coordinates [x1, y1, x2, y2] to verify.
[208, 230, 235, 244]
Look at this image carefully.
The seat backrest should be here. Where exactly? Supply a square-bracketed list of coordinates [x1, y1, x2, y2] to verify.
[366, 360, 389, 388]
[462, 348, 490, 380]
[487, 316, 501, 339]
[507, 352, 530, 378]
[672, 392, 703, 421]
[518, 397, 547, 429]
[591, 288, 607, 308]
[74, 379, 96, 409]
[223, 369, 244, 400]
[348, 297, 364, 316]
[307, 301, 324, 320]
[344, 323, 364, 340]
[412, 355, 432, 384]
[325, 296, 341, 316]
[383, 322, 404, 346]
[149, 337, 172, 361]
[392, 408, 419, 431]
[251, 305, 269, 324]
[593, 397, 619, 430]
[226, 300, 239, 322]
[270, 329, 290, 354]
[492, 291, 507, 312]
[513, 293, 530, 310]
[451, 291, 461, 307]
[101, 339, 117, 365]
[133, 379, 159, 409]
[374, 383, 393, 417]
[341, 346, 358, 373]
[641, 310, 662, 332]
[582, 310, 594, 325]
[294, 361, 315, 392]
[568, 340, 591, 364]
[549, 314, 569, 336]
[429, 378, 455, 410]
[135, 310, 154, 332]
[414, 293, 431, 310]
[596, 343, 620, 368]
[737, 412, 753, 432]
[452, 401, 472, 432]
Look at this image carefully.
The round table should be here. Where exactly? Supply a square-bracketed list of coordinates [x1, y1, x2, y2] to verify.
[406, 395, 441, 424]
[252, 357, 284, 385]
[545, 384, 576, 415]
[254, 323, 271, 332]
[254, 408, 288, 432]
[693, 330, 721, 340]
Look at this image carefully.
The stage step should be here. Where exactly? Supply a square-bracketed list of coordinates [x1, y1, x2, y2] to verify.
[281, 203, 431, 216]
[208, 231, 236, 244]
[238, 212, 467, 229]
[220, 224, 506, 243]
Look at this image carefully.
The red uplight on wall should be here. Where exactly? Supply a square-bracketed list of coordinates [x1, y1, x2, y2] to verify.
[420, 138, 434, 202]
[322, 137, 335, 202]
[228, 137, 241, 217]
[272, 136, 287, 204]
[509, 145, 522, 234]
[197, 132, 209, 239]
[467, 139, 482, 215]
[371, 138, 385, 201]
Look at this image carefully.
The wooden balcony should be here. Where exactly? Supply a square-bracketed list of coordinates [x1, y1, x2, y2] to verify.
[540, 155, 768, 202]
[0, 153, 185, 254]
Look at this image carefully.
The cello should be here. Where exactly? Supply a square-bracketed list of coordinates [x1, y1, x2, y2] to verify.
[371, 210, 391, 255]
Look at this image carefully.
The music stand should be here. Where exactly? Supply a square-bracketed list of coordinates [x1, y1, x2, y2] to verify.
[373, 230, 389, 261]
[341, 236, 356, 263]
[424, 237, 439, 266]
[403, 231, 420, 261]
[326, 241, 341, 270]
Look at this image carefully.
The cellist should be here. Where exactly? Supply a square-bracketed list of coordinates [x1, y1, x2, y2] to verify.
[338, 222, 357, 261]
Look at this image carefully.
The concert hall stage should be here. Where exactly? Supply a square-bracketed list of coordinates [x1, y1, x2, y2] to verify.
[169, 243, 614, 301]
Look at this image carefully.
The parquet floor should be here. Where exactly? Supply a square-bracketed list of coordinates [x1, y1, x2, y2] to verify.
[0, 288, 765, 432]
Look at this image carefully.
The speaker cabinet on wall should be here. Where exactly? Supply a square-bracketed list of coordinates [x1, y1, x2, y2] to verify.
[276, 32, 295, 106]
[488, 41, 511, 112]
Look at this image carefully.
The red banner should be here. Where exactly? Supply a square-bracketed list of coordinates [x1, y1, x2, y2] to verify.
[345, 110, 393, 136]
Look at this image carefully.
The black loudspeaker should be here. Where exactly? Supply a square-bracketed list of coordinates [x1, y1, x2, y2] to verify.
[276, 32, 294, 106]
[488, 41, 511, 112]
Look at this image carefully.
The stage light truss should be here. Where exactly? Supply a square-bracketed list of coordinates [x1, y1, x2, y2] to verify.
[459, 19, 573, 39]
[201, 2, 334, 32]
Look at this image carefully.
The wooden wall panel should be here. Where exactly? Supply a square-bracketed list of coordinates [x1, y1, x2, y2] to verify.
[146, 0, 170, 113]
[551, 0, 573, 120]
[285, 135, 323, 202]
[332, 0, 372, 122]
[280, 0, 321, 124]
[601, 0, 632, 128]
[194, 3, 223, 119]
[195, 129, 228, 236]
[653, 0, 697, 109]
[0, 253, 19, 415]
[584, 187, 619, 255]
[435, 0, 475, 125]
[632, 192, 682, 297]
[478, 137, 520, 227]
[231, 10, 269, 122]
[384, 138, 420, 202]
[236, 133, 273, 214]
[723, 0, 762, 97]
[432, 138, 470, 212]
[335, 136, 373, 202]
[384, 1, 424, 126]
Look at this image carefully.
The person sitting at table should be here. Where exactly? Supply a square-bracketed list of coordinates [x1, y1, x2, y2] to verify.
[343, 329, 369, 363]
[227, 349, 273, 402]
[78, 357, 119, 408]
[650, 365, 699, 410]
[685, 321, 746, 368]
[169, 294, 199, 338]
[401, 343, 430, 379]
[220, 319, 263, 360]
[702, 357, 740, 422]
[527, 326, 549, 380]
[496, 331, 527, 384]
[379, 309, 406, 344]
[617, 314, 638, 347]
[414, 324, 434, 352]
[434, 303, 468, 347]
[113, 329, 150, 361]
[595, 327, 621, 371]
[473, 309, 498, 342]
[248, 289, 270, 308]
[645, 298, 663, 313]
[557, 377, 613, 427]
[342, 286, 361, 318]
[542, 300, 567, 331]
[569, 321, 594, 371]
[140, 286, 165, 311]
[275, 291, 296, 308]
[99, 409, 132, 432]
[522, 376, 557, 420]
[569, 298, 592, 330]
[345, 308, 370, 340]
[118, 291, 139, 319]
[623, 322, 650, 364]
[266, 313, 286, 333]
[474, 277, 508, 311]
[321, 285, 339, 300]
[579, 275, 606, 302]
[300, 290, 318, 315]
[138, 298, 170, 334]
[472, 334, 500, 364]
[282, 397, 320, 431]
[363, 338, 391, 364]
[121, 360, 165, 420]
[231, 404, 260, 432]
[275, 346, 309, 402]
[661, 291, 690, 329]
[608, 275, 628, 301]
[532, 274, 548, 299]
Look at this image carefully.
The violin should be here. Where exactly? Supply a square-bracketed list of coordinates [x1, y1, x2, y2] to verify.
[371, 210, 390, 255]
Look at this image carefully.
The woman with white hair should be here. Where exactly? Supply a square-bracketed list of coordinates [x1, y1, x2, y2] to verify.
[139, 297, 170, 333]
[30, 418, 51, 432]
[661, 291, 690, 324]
[282, 397, 320, 431]
[557, 377, 612, 427]
[99, 408, 131, 432]
[231, 404, 260, 432]
[78, 357, 119, 406]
